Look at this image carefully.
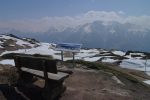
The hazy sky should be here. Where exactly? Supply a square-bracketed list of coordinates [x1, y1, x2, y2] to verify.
[0, 0, 150, 33]
[0, 0, 150, 20]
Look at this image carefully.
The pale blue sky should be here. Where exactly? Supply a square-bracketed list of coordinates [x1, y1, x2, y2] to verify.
[0, 0, 150, 20]
[0, 0, 150, 33]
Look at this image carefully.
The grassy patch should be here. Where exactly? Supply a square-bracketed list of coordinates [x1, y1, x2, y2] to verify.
[67, 60, 150, 88]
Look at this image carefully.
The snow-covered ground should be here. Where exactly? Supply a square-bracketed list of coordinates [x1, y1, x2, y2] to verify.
[0, 35, 35, 47]
[0, 42, 117, 63]
[120, 58, 150, 72]
[1, 42, 150, 72]
[1, 41, 150, 70]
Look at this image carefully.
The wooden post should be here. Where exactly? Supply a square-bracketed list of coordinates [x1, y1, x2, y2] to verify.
[61, 51, 64, 61]
[145, 57, 147, 72]
[73, 52, 75, 68]
[42, 60, 49, 88]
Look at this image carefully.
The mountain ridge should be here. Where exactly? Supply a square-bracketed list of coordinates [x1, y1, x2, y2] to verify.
[8, 21, 150, 52]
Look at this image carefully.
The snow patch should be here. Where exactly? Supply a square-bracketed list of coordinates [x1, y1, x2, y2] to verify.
[102, 58, 118, 63]
[0, 45, 3, 48]
[0, 59, 15, 66]
[112, 51, 125, 56]
[84, 57, 102, 62]
[143, 80, 150, 85]
[112, 76, 124, 85]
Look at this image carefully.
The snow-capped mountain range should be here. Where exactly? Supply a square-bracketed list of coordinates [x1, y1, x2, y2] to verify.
[0, 11, 150, 52]
[11, 21, 150, 52]
[1, 11, 150, 52]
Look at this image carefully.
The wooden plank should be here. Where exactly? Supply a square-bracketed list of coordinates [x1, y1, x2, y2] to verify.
[21, 67, 69, 81]
[14, 55, 57, 73]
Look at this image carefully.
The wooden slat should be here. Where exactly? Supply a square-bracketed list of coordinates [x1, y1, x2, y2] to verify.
[14, 55, 57, 73]
[21, 67, 69, 81]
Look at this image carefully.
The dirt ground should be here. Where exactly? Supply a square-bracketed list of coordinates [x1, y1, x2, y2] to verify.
[0, 64, 150, 100]
[59, 68, 150, 100]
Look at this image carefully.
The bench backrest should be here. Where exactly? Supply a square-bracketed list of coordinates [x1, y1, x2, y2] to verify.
[14, 55, 57, 74]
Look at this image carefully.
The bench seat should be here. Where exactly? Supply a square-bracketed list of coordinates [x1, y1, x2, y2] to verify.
[21, 67, 69, 81]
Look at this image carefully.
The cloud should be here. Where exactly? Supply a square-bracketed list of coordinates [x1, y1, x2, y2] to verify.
[125, 15, 150, 29]
[118, 11, 125, 15]
[83, 11, 123, 22]
[0, 11, 150, 33]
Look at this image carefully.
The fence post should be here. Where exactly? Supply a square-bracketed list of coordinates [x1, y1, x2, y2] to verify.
[73, 52, 75, 68]
[145, 57, 147, 72]
[61, 51, 63, 61]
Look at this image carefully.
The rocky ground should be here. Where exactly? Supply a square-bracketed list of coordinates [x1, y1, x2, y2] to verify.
[0, 63, 150, 100]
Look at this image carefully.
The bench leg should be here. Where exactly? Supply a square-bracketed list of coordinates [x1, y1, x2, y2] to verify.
[42, 80, 66, 100]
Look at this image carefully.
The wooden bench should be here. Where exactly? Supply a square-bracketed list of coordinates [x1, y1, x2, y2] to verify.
[14, 55, 69, 100]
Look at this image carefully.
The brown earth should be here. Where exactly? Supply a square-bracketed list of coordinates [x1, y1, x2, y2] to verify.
[59, 67, 150, 100]
[0, 63, 150, 100]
